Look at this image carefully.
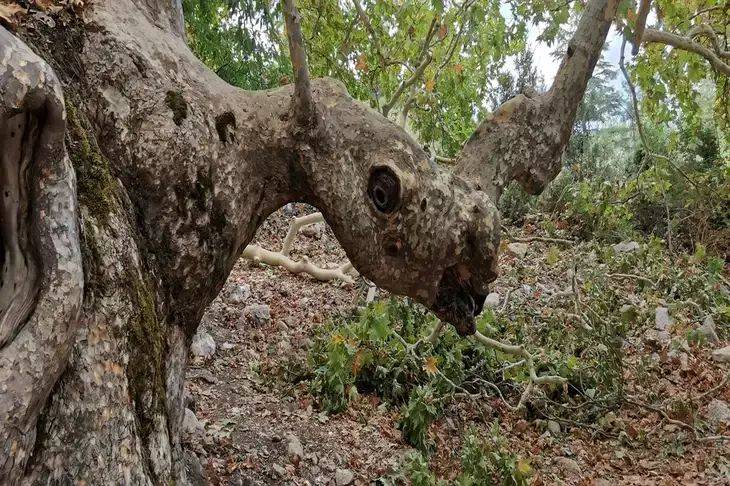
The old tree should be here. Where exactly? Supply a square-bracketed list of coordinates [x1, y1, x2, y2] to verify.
[1, 0, 727, 482]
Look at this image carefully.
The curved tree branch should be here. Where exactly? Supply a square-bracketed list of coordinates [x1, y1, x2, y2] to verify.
[642, 28, 730, 77]
[455, 0, 619, 201]
[283, 0, 316, 126]
[631, 0, 651, 55]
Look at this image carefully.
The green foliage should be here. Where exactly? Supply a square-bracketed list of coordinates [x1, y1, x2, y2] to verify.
[459, 424, 532, 486]
[400, 385, 440, 451]
[399, 425, 532, 485]
[182, 0, 289, 89]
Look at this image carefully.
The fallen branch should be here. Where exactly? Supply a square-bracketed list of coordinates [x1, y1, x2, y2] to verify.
[625, 396, 730, 442]
[243, 244, 356, 283]
[243, 210, 360, 284]
[282, 212, 324, 256]
[501, 225, 574, 245]
[472, 330, 566, 410]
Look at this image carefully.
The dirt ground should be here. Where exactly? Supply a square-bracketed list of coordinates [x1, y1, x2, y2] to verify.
[185, 204, 729, 485]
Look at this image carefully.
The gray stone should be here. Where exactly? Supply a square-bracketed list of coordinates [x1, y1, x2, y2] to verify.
[698, 316, 719, 344]
[228, 283, 251, 304]
[287, 434, 304, 462]
[182, 408, 205, 442]
[547, 420, 561, 435]
[507, 242, 528, 259]
[654, 307, 673, 331]
[613, 241, 640, 253]
[245, 304, 271, 327]
[190, 330, 216, 358]
[301, 222, 325, 238]
[184, 450, 207, 486]
[712, 345, 730, 363]
[484, 292, 500, 308]
[220, 341, 235, 350]
[707, 399, 730, 425]
[335, 468, 354, 486]
[554, 457, 581, 474]
[272, 463, 287, 478]
[644, 329, 671, 347]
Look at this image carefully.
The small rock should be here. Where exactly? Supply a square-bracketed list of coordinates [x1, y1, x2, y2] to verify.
[679, 352, 689, 371]
[698, 316, 719, 344]
[712, 345, 730, 363]
[184, 450, 207, 486]
[244, 304, 271, 327]
[272, 463, 287, 478]
[335, 468, 354, 486]
[301, 222, 325, 238]
[514, 419, 529, 433]
[484, 292, 500, 308]
[707, 399, 730, 425]
[228, 283, 251, 304]
[654, 307, 673, 331]
[554, 457, 581, 474]
[282, 203, 297, 216]
[220, 341, 235, 351]
[287, 434, 304, 463]
[547, 420, 561, 435]
[507, 242, 528, 259]
[278, 340, 292, 353]
[613, 241, 640, 253]
[320, 458, 336, 473]
[195, 369, 218, 384]
[182, 408, 205, 442]
[643, 329, 670, 347]
[277, 320, 289, 332]
[190, 330, 216, 358]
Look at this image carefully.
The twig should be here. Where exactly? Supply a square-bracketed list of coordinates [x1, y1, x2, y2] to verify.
[697, 373, 729, 400]
[625, 396, 730, 442]
[606, 273, 656, 287]
[501, 225, 574, 245]
[499, 289, 511, 314]
[619, 38, 699, 189]
[381, 16, 439, 116]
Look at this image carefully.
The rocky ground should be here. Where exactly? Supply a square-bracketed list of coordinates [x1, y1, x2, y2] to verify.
[182, 205, 730, 485]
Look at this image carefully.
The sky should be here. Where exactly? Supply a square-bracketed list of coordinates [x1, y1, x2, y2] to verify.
[528, 25, 625, 87]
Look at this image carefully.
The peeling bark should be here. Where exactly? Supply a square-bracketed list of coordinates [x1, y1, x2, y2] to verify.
[0, 0, 617, 482]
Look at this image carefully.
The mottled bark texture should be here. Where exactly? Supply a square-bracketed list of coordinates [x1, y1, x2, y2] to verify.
[0, 0, 617, 483]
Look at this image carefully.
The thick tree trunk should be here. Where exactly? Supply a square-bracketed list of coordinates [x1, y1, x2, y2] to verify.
[0, 0, 617, 483]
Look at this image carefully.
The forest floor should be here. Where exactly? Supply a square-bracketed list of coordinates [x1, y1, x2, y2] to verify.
[185, 204, 729, 486]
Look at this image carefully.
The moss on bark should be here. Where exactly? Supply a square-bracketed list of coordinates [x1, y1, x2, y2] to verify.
[66, 101, 115, 224]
